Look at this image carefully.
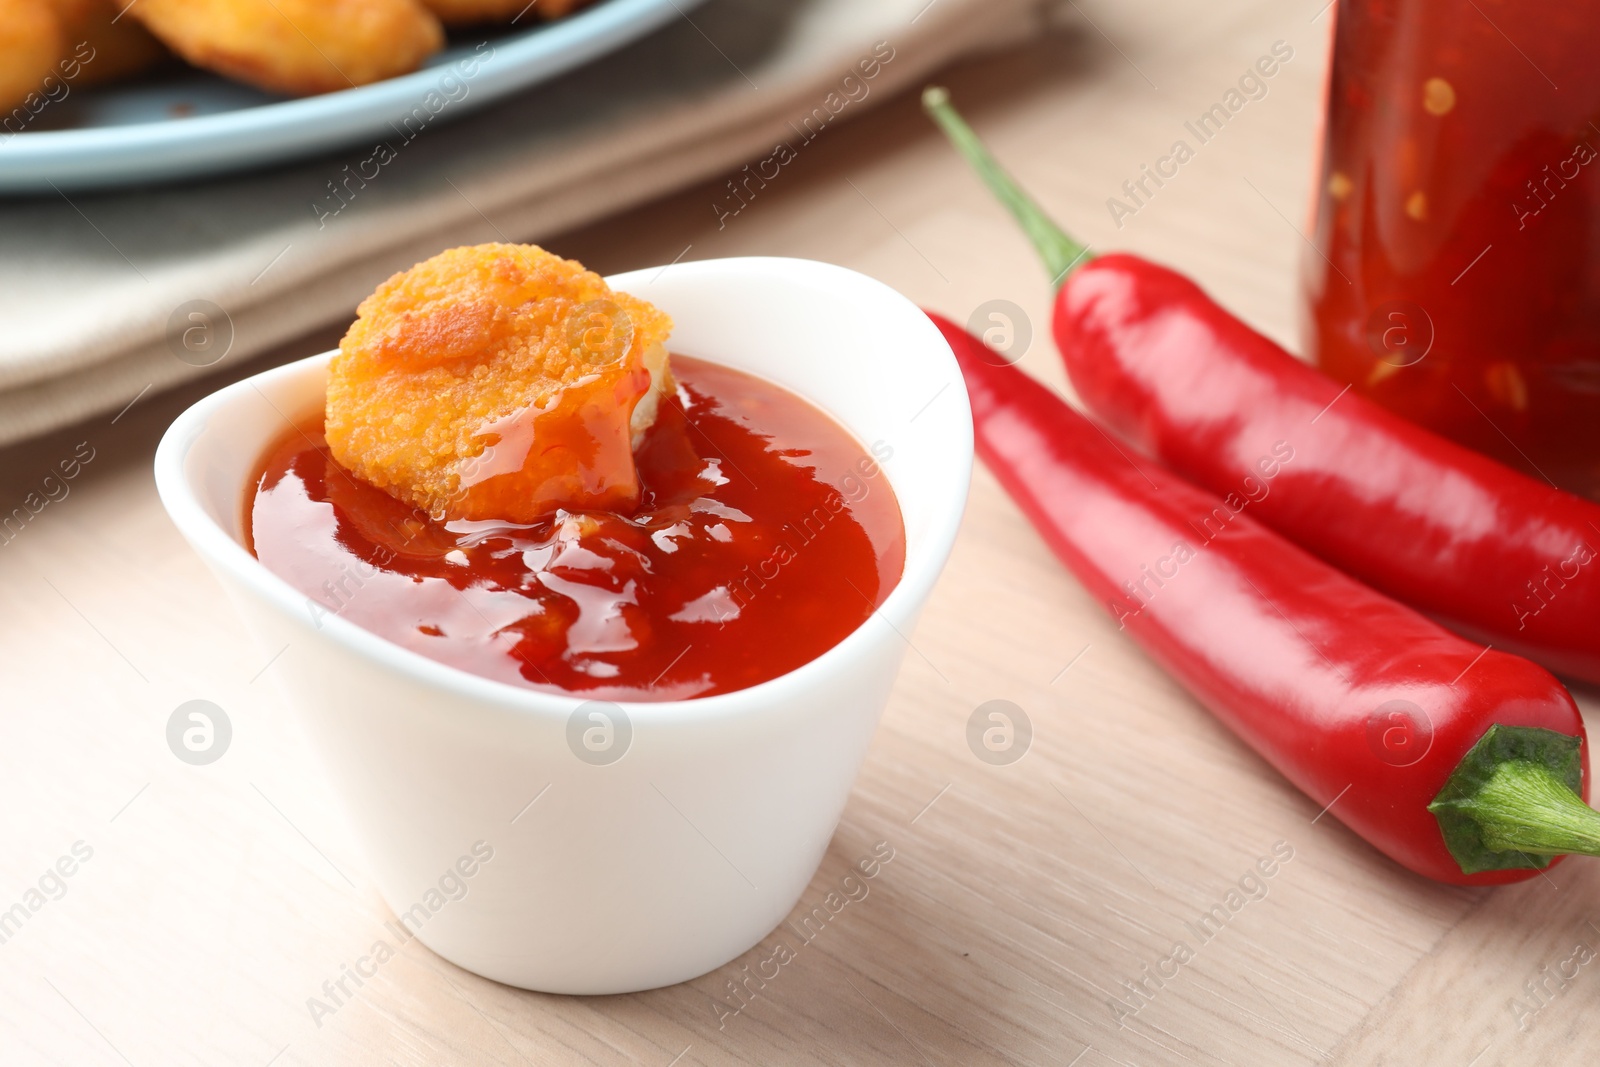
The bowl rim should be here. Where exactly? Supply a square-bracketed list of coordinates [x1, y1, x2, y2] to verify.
[153, 255, 973, 724]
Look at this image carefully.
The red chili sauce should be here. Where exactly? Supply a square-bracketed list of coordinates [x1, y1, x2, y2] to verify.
[249, 356, 905, 701]
[1306, 0, 1600, 495]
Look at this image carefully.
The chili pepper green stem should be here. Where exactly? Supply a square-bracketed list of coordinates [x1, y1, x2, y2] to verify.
[1439, 760, 1600, 856]
[921, 86, 1093, 287]
[1429, 724, 1600, 873]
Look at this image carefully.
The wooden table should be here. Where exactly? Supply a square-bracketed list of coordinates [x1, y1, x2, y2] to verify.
[6, 1, 1598, 1063]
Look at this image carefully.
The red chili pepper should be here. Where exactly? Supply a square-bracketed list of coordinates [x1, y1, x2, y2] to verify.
[928, 309, 1600, 885]
[923, 86, 1600, 688]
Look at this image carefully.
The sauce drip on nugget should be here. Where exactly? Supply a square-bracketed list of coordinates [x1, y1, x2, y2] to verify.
[256, 243, 906, 698]
[327, 244, 673, 523]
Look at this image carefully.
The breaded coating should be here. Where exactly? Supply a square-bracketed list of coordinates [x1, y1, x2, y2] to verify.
[0, 0, 63, 114]
[126, 0, 443, 97]
[420, 0, 593, 26]
[52, 0, 168, 86]
[327, 244, 675, 524]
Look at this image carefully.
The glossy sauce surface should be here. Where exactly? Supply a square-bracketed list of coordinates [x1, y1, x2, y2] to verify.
[250, 356, 905, 700]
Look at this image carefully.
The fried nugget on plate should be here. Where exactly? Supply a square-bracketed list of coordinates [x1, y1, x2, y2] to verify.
[127, 0, 443, 96]
[0, 0, 63, 113]
[327, 243, 675, 524]
[420, 0, 592, 26]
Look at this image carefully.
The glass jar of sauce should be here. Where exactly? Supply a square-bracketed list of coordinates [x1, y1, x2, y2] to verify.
[1305, 0, 1600, 497]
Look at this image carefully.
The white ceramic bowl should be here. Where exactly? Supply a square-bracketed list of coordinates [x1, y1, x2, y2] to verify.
[154, 257, 972, 994]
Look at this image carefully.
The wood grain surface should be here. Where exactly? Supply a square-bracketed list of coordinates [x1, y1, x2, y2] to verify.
[5, 0, 1597, 1063]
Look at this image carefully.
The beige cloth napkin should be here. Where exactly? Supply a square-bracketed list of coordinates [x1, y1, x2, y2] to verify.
[0, 0, 1039, 445]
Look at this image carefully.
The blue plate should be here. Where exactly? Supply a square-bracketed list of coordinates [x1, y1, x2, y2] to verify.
[0, 0, 703, 194]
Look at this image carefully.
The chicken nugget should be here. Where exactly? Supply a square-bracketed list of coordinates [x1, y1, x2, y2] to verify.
[127, 0, 443, 96]
[0, 0, 63, 115]
[420, 0, 593, 26]
[327, 243, 675, 523]
[52, 0, 168, 86]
